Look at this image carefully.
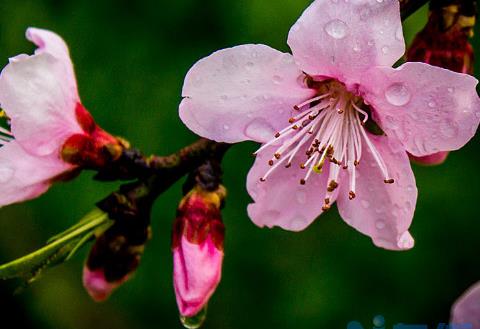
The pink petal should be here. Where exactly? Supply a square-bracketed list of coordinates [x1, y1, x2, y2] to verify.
[362, 62, 480, 157]
[451, 281, 480, 327]
[336, 135, 417, 250]
[0, 28, 82, 157]
[287, 0, 404, 86]
[247, 145, 336, 232]
[0, 142, 72, 207]
[83, 267, 128, 302]
[409, 151, 449, 166]
[173, 236, 223, 317]
[179, 44, 314, 143]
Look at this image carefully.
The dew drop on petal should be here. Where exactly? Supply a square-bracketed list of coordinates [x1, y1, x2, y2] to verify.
[296, 190, 307, 204]
[361, 200, 370, 209]
[397, 231, 414, 249]
[324, 19, 349, 39]
[385, 83, 411, 106]
[244, 118, 276, 143]
[0, 167, 14, 183]
[375, 220, 386, 230]
[290, 215, 307, 231]
[395, 26, 404, 41]
[223, 124, 230, 131]
[273, 75, 283, 84]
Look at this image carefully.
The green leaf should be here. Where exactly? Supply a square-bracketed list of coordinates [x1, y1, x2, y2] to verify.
[0, 208, 112, 283]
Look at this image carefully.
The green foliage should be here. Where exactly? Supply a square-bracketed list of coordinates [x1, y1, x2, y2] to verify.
[0, 209, 112, 286]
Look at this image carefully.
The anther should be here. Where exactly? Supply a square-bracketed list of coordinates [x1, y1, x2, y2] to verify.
[349, 191, 356, 200]
[324, 198, 330, 205]
[289, 117, 295, 123]
[354, 160, 359, 166]
[300, 179, 306, 185]
[268, 160, 274, 166]
[285, 163, 292, 168]
[322, 204, 331, 211]
[275, 132, 280, 138]
[300, 163, 306, 169]
[292, 125, 299, 130]
[274, 153, 281, 159]
[384, 178, 395, 184]
[260, 178, 266, 182]
[327, 180, 338, 192]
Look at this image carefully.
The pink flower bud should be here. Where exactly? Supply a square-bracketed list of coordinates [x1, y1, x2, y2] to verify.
[82, 267, 129, 302]
[172, 186, 226, 317]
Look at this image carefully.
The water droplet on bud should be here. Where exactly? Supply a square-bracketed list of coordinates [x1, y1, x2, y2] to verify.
[180, 307, 207, 329]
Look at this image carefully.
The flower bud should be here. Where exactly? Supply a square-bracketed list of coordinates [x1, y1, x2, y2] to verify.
[61, 103, 128, 169]
[172, 185, 226, 317]
[83, 192, 152, 301]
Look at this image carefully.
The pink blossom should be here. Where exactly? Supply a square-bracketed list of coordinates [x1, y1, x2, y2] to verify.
[83, 267, 129, 302]
[0, 28, 122, 207]
[172, 187, 225, 317]
[179, 0, 480, 250]
[451, 281, 480, 327]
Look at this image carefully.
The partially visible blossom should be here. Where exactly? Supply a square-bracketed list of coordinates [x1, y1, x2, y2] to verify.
[83, 215, 150, 302]
[451, 281, 480, 327]
[179, 0, 480, 249]
[172, 185, 226, 317]
[407, 0, 476, 165]
[0, 28, 125, 208]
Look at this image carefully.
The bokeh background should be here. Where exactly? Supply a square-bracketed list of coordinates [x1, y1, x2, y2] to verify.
[0, 1, 479, 328]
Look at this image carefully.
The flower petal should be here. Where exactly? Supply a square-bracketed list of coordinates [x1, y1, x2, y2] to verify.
[362, 62, 480, 157]
[451, 281, 480, 328]
[336, 135, 417, 250]
[247, 145, 336, 231]
[0, 29, 82, 157]
[0, 142, 72, 207]
[287, 0, 404, 86]
[179, 44, 314, 143]
[173, 236, 223, 317]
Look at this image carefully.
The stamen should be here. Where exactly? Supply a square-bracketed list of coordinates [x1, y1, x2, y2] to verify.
[294, 93, 332, 110]
[255, 79, 394, 205]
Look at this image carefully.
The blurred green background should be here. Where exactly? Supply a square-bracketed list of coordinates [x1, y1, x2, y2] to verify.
[0, 1, 479, 328]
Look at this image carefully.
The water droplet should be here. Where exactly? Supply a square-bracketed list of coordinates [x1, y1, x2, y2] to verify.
[385, 83, 411, 106]
[375, 220, 385, 230]
[180, 307, 207, 329]
[273, 75, 283, 84]
[0, 167, 14, 183]
[440, 120, 458, 138]
[428, 101, 436, 108]
[395, 26, 403, 41]
[381, 46, 389, 54]
[361, 200, 370, 209]
[290, 216, 307, 231]
[262, 210, 282, 227]
[324, 19, 349, 39]
[244, 118, 276, 143]
[296, 190, 307, 204]
[223, 124, 230, 130]
[397, 231, 414, 249]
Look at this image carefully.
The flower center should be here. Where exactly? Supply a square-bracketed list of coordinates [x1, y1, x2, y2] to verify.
[0, 110, 13, 146]
[254, 79, 394, 210]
